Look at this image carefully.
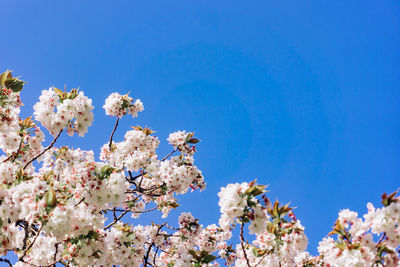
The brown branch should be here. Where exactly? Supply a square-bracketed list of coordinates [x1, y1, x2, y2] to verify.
[254, 252, 269, 267]
[138, 171, 145, 188]
[12, 138, 24, 163]
[104, 208, 129, 213]
[19, 223, 44, 262]
[128, 189, 163, 197]
[109, 117, 119, 149]
[240, 222, 251, 267]
[107, 207, 158, 214]
[376, 232, 387, 246]
[53, 242, 60, 263]
[128, 171, 146, 182]
[133, 206, 158, 214]
[16, 219, 30, 250]
[144, 223, 165, 267]
[153, 245, 159, 266]
[2, 137, 23, 163]
[165, 223, 180, 231]
[113, 207, 117, 220]
[23, 129, 63, 170]
[74, 197, 85, 207]
[0, 258, 12, 267]
[144, 242, 155, 267]
[123, 194, 141, 205]
[128, 184, 181, 198]
[125, 171, 140, 184]
[161, 149, 177, 161]
[104, 210, 129, 230]
[125, 149, 176, 184]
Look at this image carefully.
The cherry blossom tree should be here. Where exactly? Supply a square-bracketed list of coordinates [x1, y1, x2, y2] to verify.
[0, 70, 399, 266]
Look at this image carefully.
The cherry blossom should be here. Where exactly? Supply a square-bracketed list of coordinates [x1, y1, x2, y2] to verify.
[0, 70, 399, 267]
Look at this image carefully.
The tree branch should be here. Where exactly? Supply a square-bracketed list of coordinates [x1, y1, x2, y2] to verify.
[144, 242, 155, 267]
[144, 223, 165, 267]
[240, 222, 251, 267]
[161, 149, 177, 161]
[23, 129, 63, 170]
[2, 137, 23, 163]
[0, 258, 12, 267]
[16, 219, 30, 250]
[74, 197, 85, 207]
[376, 232, 387, 246]
[109, 117, 119, 149]
[104, 210, 129, 230]
[19, 223, 44, 262]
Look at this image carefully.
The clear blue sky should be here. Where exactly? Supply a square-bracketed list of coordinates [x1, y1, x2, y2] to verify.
[1, 1, 399, 254]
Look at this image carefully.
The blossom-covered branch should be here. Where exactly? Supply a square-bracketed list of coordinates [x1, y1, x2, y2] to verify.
[0, 70, 399, 267]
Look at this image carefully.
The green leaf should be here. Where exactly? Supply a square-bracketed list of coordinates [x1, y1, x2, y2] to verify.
[168, 202, 180, 209]
[131, 125, 143, 131]
[245, 185, 266, 197]
[202, 254, 217, 264]
[5, 77, 26, 92]
[252, 247, 259, 257]
[335, 242, 346, 250]
[188, 249, 198, 258]
[379, 245, 395, 254]
[185, 132, 194, 142]
[44, 187, 57, 208]
[100, 165, 114, 178]
[272, 201, 279, 217]
[186, 138, 200, 144]
[53, 86, 64, 95]
[0, 70, 12, 87]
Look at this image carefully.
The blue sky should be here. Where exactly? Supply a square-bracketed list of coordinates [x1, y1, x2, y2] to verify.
[1, 1, 399, 255]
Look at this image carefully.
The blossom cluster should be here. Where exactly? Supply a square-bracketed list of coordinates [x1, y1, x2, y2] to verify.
[33, 87, 94, 137]
[316, 193, 400, 266]
[0, 70, 399, 267]
[103, 92, 144, 118]
[0, 74, 23, 154]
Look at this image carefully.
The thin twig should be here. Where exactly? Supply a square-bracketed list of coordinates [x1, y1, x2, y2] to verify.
[240, 222, 251, 267]
[144, 242, 155, 267]
[133, 172, 146, 181]
[23, 129, 63, 170]
[16, 219, 30, 250]
[19, 223, 44, 262]
[54, 242, 60, 263]
[153, 245, 159, 266]
[144, 223, 165, 267]
[105, 207, 158, 214]
[12, 138, 24, 162]
[0, 258, 12, 267]
[138, 171, 145, 188]
[109, 117, 119, 149]
[74, 197, 85, 207]
[126, 149, 176, 183]
[133, 206, 158, 214]
[113, 207, 117, 220]
[104, 208, 129, 212]
[254, 253, 269, 267]
[165, 223, 180, 231]
[2, 138, 23, 163]
[376, 232, 387, 246]
[161, 149, 177, 161]
[104, 210, 129, 230]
